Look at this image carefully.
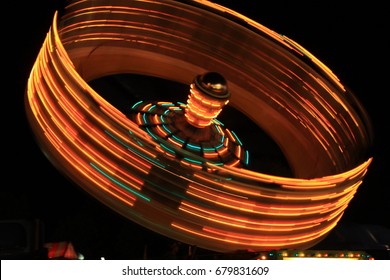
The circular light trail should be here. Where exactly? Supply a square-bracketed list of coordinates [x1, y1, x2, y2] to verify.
[129, 71, 247, 169]
[25, 0, 373, 252]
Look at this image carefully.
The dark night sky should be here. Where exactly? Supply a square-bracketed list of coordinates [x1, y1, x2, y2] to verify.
[3, 1, 389, 259]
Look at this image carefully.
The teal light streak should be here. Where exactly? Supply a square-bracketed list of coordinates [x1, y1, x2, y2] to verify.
[215, 124, 222, 133]
[162, 124, 173, 134]
[172, 135, 185, 144]
[244, 150, 249, 165]
[215, 142, 224, 149]
[131, 100, 143, 109]
[90, 162, 150, 202]
[148, 105, 156, 112]
[145, 127, 159, 141]
[160, 102, 175, 107]
[214, 119, 224, 126]
[231, 130, 243, 146]
[128, 129, 144, 147]
[142, 114, 148, 124]
[183, 157, 203, 165]
[160, 143, 176, 155]
[186, 143, 201, 151]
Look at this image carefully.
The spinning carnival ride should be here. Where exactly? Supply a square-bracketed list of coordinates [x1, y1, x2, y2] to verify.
[25, 0, 373, 253]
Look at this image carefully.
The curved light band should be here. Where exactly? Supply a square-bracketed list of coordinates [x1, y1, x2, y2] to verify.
[25, 0, 373, 252]
[130, 100, 247, 168]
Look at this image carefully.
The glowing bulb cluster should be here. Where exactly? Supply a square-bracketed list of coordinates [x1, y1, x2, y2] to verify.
[185, 72, 230, 128]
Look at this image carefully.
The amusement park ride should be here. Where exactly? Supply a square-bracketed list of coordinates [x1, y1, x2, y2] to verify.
[22, 0, 377, 259]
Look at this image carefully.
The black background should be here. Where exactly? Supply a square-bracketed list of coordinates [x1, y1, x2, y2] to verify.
[3, 0, 389, 259]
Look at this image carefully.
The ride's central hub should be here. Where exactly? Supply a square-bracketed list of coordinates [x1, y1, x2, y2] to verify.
[129, 72, 248, 169]
[185, 72, 230, 128]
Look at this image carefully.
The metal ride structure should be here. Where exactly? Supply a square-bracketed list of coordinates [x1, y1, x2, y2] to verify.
[25, 0, 373, 253]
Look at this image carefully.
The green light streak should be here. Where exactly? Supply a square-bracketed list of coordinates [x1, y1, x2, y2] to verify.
[90, 162, 150, 202]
